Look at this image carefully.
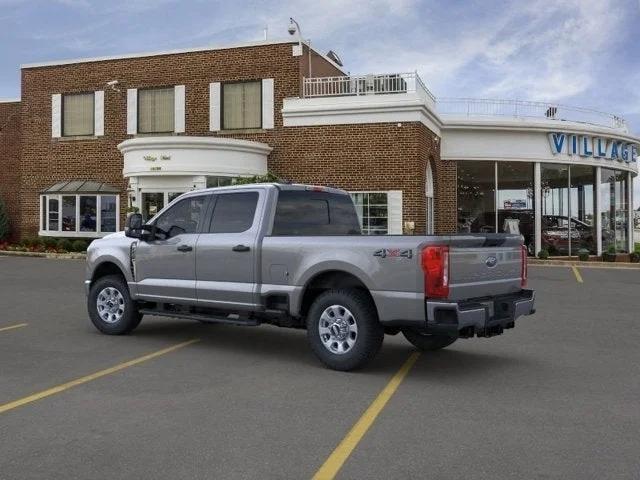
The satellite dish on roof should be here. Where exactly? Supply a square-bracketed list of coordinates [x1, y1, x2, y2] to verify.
[326, 50, 343, 67]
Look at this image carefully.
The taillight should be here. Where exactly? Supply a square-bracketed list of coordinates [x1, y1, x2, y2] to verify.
[422, 245, 450, 298]
[521, 245, 528, 288]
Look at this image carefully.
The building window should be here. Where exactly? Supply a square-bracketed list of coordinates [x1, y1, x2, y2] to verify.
[457, 161, 496, 233]
[206, 176, 235, 188]
[351, 192, 389, 235]
[138, 87, 175, 133]
[40, 194, 119, 237]
[426, 163, 435, 235]
[222, 81, 261, 130]
[498, 162, 535, 253]
[601, 168, 629, 253]
[62, 92, 94, 136]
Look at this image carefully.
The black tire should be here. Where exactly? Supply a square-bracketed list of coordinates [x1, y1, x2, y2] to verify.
[88, 275, 142, 335]
[306, 289, 384, 371]
[401, 329, 457, 351]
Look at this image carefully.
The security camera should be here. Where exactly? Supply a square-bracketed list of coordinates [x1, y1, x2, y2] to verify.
[106, 80, 121, 93]
[287, 23, 297, 35]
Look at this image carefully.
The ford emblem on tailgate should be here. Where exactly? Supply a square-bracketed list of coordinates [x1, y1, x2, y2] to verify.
[485, 255, 498, 268]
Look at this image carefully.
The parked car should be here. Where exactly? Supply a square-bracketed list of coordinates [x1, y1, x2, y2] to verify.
[85, 184, 535, 371]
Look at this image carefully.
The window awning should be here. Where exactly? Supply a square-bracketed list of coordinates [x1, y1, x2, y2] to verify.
[41, 180, 120, 194]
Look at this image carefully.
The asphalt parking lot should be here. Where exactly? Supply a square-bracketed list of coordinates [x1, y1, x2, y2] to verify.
[0, 257, 639, 480]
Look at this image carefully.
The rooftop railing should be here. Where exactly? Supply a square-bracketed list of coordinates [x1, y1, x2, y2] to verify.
[302, 72, 436, 103]
[436, 98, 627, 131]
[301, 74, 627, 131]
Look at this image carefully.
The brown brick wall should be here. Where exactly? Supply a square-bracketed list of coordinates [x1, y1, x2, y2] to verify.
[417, 124, 457, 234]
[15, 41, 457, 239]
[18, 43, 306, 238]
[0, 101, 21, 240]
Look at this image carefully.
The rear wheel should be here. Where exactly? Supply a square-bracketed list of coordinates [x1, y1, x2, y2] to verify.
[402, 329, 457, 351]
[88, 275, 142, 335]
[306, 289, 384, 371]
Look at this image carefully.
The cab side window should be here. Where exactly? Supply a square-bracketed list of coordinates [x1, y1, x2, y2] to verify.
[154, 196, 205, 238]
[208, 192, 258, 233]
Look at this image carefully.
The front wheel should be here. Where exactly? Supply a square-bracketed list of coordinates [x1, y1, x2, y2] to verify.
[88, 275, 142, 335]
[306, 289, 384, 371]
[401, 329, 457, 351]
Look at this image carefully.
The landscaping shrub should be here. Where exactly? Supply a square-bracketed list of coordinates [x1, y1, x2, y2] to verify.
[537, 249, 549, 260]
[577, 248, 589, 262]
[41, 236, 58, 249]
[57, 238, 73, 252]
[71, 239, 88, 252]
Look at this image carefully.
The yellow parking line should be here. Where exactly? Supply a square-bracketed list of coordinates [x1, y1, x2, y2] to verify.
[312, 352, 420, 480]
[0, 323, 28, 333]
[571, 265, 584, 283]
[0, 338, 200, 415]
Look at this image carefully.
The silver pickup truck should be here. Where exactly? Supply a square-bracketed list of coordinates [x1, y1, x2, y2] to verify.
[85, 184, 535, 371]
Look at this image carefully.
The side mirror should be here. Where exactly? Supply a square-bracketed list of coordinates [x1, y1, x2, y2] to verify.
[125, 213, 143, 238]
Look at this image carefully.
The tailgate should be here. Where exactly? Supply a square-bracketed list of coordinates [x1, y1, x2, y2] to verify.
[447, 234, 523, 300]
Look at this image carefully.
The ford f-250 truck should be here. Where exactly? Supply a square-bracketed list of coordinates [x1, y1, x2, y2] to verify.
[85, 184, 535, 371]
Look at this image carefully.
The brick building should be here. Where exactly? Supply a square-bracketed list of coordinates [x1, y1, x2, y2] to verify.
[0, 39, 638, 255]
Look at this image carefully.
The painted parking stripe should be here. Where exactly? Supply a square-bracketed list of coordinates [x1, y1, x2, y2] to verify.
[312, 352, 420, 480]
[0, 338, 200, 415]
[0, 323, 28, 333]
[571, 265, 584, 283]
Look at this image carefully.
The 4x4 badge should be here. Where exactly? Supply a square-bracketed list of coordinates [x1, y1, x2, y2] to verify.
[374, 249, 413, 259]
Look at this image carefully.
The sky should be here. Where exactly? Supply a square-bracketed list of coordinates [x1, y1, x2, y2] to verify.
[0, 0, 639, 206]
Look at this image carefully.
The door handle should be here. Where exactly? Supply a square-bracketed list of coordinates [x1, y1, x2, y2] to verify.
[232, 244, 250, 252]
[177, 244, 193, 252]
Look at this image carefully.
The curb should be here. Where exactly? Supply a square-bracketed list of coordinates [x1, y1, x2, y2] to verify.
[529, 259, 640, 270]
[0, 250, 86, 260]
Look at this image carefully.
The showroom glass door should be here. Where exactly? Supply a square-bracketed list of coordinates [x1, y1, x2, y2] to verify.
[541, 164, 570, 255]
[497, 162, 535, 255]
[141, 192, 165, 222]
[569, 165, 596, 254]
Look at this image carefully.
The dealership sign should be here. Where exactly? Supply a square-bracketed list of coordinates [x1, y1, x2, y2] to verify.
[548, 132, 638, 163]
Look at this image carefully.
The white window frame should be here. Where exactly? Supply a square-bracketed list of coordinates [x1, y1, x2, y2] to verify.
[426, 163, 435, 235]
[39, 194, 120, 238]
[350, 191, 392, 235]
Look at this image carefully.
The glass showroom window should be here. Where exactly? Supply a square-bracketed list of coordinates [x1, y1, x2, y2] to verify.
[601, 168, 629, 253]
[497, 162, 535, 253]
[206, 176, 234, 188]
[541, 164, 569, 255]
[569, 165, 596, 254]
[62, 92, 94, 136]
[138, 87, 175, 133]
[222, 81, 261, 130]
[457, 161, 496, 233]
[351, 192, 388, 235]
[40, 195, 119, 237]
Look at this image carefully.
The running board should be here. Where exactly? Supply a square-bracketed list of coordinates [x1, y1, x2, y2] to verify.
[138, 309, 260, 326]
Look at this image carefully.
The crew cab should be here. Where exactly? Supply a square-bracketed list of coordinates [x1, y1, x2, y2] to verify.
[85, 184, 535, 371]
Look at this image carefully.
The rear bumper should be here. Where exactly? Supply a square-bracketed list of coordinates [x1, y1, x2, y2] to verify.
[423, 289, 535, 338]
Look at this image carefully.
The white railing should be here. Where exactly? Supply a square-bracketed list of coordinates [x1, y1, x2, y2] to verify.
[303, 72, 436, 102]
[436, 97, 627, 131]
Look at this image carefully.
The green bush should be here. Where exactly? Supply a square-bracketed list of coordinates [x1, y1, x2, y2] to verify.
[232, 172, 282, 185]
[630, 252, 640, 263]
[537, 249, 549, 260]
[0, 196, 9, 241]
[71, 239, 88, 252]
[606, 244, 617, 254]
[577, 248, 589, 262]
[41, 236, 58, 249]
[21, 236, 42, 248]
[57, 238, 73, 252]
[634, 243, 640, 254]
